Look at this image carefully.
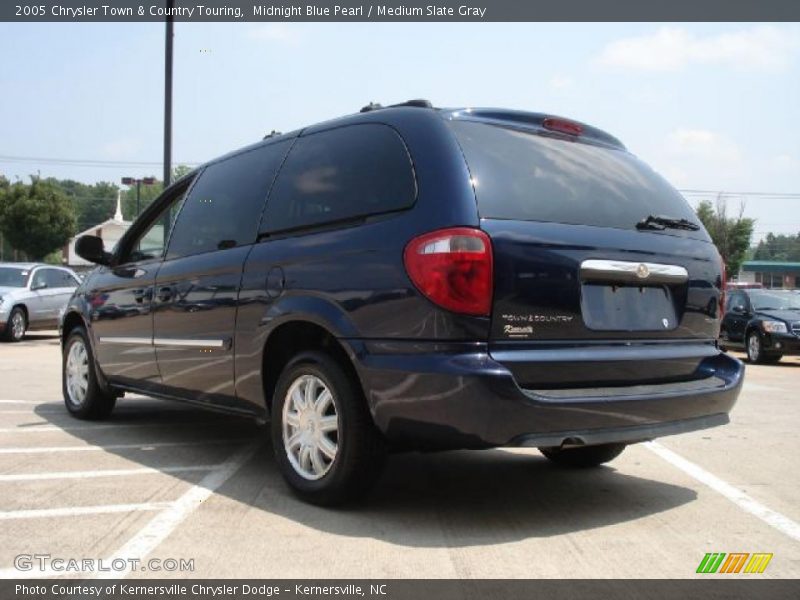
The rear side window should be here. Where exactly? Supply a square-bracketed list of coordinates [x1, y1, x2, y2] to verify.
[262, 124, 415, 234]
[167, 140, 291, 259]
[449, 120, 704, 237]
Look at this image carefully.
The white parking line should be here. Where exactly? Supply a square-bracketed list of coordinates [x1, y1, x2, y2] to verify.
[0, 502, 173, 521]
[0, 465, 217, 482]
[0, 439, 246, 454]
[0, 421, 236, 434]
[0, 442, 261, 579]
[0, 400, 46, 405]
[97, 441, 261, 579]
[645, 441, 800, 543]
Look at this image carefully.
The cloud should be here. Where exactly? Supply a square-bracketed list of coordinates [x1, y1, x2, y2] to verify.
[247, 24, 304, 45]
[596, 26, 799, 71]
[666, 128, 742, 164]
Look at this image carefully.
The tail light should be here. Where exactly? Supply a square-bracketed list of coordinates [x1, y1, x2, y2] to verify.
[720, 255, 727, 315]
[403, 227, 493, 316]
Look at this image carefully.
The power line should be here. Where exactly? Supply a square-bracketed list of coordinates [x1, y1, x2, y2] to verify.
[0, 155, 201, 168]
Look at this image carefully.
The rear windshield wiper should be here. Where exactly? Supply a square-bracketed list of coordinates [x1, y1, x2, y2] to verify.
[636, 214, 700, 231]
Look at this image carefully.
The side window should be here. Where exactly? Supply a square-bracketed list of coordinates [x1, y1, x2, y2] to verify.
[166, 140, 291, 260]
[43, 269, 72, 289]
[124, 185, 190, 264]
[30, 270, 47, 289]
[727, 292, 744, 312]
[263, 124, 416, 234]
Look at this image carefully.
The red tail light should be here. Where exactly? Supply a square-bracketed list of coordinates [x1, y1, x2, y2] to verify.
[543, 117, 583, 136]
[403, 228, 493, 316]
[720, 255, 727, 314]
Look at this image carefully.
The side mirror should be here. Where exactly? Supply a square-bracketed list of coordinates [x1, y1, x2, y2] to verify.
[30, 280, 47, 291]
[75, 235, 113, 266]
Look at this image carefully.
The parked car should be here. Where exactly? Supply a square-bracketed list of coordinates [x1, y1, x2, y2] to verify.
[62, 101, 743, 505]
[0, 263, 81, 342]
[720, 288, 800, 363]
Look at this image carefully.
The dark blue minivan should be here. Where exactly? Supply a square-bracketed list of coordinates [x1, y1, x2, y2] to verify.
[63, 101, 743, 504]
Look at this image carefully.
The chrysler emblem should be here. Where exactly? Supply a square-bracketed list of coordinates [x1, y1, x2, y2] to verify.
[636, 263, 650, 279]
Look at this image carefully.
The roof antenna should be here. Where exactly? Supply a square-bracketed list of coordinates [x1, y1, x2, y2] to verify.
[360, 101, 382, 113]
[263, 130, 282, 139]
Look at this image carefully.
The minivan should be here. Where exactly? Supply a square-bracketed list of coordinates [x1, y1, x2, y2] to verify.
[63, 101, 744, 505]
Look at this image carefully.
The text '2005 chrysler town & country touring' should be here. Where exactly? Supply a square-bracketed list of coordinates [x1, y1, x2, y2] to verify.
[62, 101, 743, 505]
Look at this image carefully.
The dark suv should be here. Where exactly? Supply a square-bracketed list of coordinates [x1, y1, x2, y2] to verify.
[721, 288, 800, 363]
[63, 101, 743, 505]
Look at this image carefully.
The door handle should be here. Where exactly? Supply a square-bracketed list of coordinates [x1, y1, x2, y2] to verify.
[157, 286, 174, 302]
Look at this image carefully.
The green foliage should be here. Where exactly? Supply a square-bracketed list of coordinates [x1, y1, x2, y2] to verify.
[753, 232, 800, 262]
[44, 178, 119, 232]
[0, 179, 76, 260]
[695, 198, 755, 278]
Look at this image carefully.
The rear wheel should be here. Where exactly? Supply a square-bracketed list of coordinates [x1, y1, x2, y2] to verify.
[63, 327, 116, 420]
[3, 307, 27, 342]
[539, 443, 626, 468]
[271, 351, 385, 506]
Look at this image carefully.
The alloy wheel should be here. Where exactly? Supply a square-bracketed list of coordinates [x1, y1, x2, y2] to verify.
[10, 311, 25, 341]
[65, 339, 90, 407]
[747, 333, 761, 363]
[281, 374, 339, 481]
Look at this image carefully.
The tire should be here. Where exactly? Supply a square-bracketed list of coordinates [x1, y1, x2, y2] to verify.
[746, 330, 765, 364]
[271, 351, 385, 506]
[3, 307, 27, 342]
[62, 326, 116, 420]
[539, 443, 626, 468]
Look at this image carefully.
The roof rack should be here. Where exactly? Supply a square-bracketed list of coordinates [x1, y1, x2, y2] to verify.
[360, 99, 433, 113]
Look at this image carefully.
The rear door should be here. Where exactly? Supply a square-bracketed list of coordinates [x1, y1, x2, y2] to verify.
[152, 140, 291, 409]
[448, 117, 723, 388]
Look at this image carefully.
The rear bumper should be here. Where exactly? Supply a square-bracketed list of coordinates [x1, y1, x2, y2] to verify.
[350, 341, 744, 450]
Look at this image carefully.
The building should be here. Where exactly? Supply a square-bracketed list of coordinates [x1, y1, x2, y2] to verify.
[64, 191, 131, 268]
[738, 261, 800, 289]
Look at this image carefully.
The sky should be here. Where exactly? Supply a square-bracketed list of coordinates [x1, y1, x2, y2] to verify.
[1, 22, 798, 241]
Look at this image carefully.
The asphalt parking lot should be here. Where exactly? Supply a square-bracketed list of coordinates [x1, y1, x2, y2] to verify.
[0, 332, 798, 579]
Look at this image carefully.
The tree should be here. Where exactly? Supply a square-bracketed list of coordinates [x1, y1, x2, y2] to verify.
[695, 196, 755, 279]
[44, 178, 119, 232]
[753, 232, 800, 262]
[0, 178, 76, 261]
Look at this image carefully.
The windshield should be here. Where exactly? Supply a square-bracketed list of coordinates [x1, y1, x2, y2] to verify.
[749, 291, 800, 311]
[0, 267, 30, 288]
[448, 119, 709, 239]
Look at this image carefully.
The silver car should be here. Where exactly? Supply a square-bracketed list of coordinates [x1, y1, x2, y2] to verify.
[0, 263, 81, 342]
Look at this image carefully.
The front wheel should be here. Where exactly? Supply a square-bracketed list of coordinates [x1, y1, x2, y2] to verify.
[539, 443, 626, 468]
[3, 307, 27, 342]
[747, 331, 765, 363]
[63, 327, 116, 420]
[271, 351, 385, 506]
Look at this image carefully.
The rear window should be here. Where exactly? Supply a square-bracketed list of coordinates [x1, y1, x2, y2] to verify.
[449, 120, 704, 237]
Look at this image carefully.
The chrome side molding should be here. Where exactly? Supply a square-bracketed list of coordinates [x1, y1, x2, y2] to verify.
[99, 336, 225, 349]
[580, 259, 689, 284]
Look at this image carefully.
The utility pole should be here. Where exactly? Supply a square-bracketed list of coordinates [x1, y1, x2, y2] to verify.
[163, 0, 174, 188]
